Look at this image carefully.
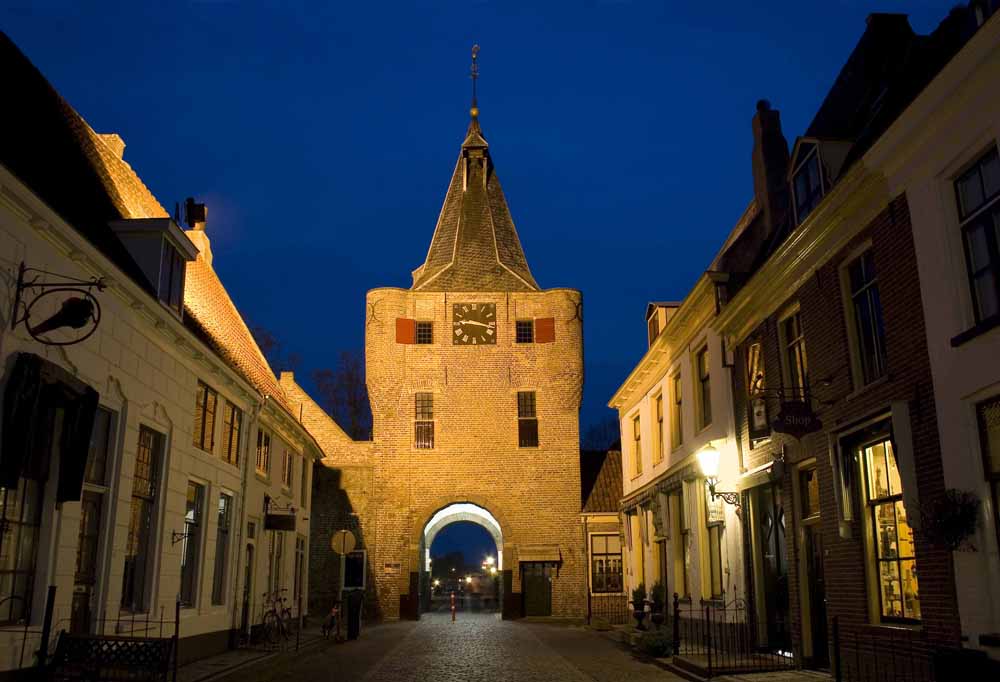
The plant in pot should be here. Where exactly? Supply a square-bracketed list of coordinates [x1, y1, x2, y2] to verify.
[631, 583, 648, 630]
[650, 581, 665, 628]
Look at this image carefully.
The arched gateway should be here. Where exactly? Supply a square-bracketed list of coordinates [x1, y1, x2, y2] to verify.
[306, 77, 586, 622]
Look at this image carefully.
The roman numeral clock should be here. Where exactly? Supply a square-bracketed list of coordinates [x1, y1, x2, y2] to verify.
[452, 303, 497, 345]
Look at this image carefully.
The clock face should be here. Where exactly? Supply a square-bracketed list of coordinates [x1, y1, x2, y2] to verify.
[452, 302, 497, 345]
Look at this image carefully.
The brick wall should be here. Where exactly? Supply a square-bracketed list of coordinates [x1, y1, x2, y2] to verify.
[731, 194, 961, 666]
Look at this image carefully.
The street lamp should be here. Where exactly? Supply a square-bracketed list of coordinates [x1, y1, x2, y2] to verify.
[697, 444, 741, 512]
[465, 576, 473, 584]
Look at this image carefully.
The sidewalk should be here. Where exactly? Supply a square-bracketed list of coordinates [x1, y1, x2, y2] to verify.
[176, 628, 328, 682]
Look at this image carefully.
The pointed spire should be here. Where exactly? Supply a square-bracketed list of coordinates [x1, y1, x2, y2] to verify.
[410, 45, 539, 292]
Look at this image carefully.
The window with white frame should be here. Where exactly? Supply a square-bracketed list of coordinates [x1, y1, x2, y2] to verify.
[282, 450, 293, 488]
[696, 346, 712, 429]
[705, 483, 725, 599]
[654, 394, 664, 465]
[632, 414, 642, 475]
[670, 373, 683, 449]
[780, 311, 809, 400]
[179, 481, 205, 607]
[858, 436, 920, 622]
[793, 143, 824, 224]
[122, 426, 163, 612]
[75, 406, 116, 626]
[977, 396, 1000, 557]
[193, 381, 218, 453]
[590, 534, 623, 593]
[845, 249, 888, 385]
[954, 147, 1000, 323]
[221, 401, 242, 466]
[211, 493, 233, 605]
[256, 429, 271, 475]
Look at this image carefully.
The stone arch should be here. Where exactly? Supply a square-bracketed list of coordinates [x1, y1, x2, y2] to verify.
[422, 502, 504, 570]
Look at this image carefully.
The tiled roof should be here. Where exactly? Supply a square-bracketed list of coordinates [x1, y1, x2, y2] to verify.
[581, 449, 623, 514]
[0, 31, 291, 413]
[411, 117, 540, 292]
[183, 257, 291, 411]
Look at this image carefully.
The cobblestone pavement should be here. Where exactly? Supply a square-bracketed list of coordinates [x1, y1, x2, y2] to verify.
[249, 613, 682, 682]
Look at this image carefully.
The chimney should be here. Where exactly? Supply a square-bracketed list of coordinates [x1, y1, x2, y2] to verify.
[183, 197, 212, 267]
[750, 100, 790, 237]
[98, 133, 126, 159]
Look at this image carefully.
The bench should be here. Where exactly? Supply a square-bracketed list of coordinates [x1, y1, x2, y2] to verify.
[46, 632, 176, 682]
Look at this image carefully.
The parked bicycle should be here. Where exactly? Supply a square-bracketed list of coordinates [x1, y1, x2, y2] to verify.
[260, 589, 294, 646]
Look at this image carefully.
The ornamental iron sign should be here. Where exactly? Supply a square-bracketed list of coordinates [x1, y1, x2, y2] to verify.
[772, 401, 822, 440]
[10, 263, 105, 346]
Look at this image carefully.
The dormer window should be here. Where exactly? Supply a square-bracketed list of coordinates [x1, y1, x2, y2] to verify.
[159, 240, 185, 314]
[647, 314, 660, 346]
[793, 144, 824, 224]
[109, 218, 199, 318]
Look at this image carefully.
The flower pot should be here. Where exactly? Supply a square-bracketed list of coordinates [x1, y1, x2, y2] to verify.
[633, 609, 647, 630]
[651, 611, 665, 628]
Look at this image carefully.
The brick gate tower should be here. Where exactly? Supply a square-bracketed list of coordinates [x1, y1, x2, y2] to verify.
[359, 76, 586, 620]
[290, 57, 586, 621]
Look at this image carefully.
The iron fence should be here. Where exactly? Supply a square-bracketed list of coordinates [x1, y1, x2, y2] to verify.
[671, 593, 796, 677]
[832, 617, 933, 682]
[588, 593, 630, 625]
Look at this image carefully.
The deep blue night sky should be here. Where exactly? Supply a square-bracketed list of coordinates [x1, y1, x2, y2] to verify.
[430, 522, 497, 567]
[2, 1, 955, 437]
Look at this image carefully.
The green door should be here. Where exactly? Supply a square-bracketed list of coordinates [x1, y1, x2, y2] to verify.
[522, 563, 552, 616]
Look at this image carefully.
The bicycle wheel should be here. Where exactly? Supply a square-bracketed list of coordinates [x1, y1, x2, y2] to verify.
[262, 610, 280, 645]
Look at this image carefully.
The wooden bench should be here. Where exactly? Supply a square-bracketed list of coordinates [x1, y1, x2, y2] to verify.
[46, 632, 176, 682]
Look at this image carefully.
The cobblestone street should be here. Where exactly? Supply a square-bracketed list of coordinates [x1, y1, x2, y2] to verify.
[251, 613, 680, 682]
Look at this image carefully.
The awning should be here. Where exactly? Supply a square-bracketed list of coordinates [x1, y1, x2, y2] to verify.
[518, 544, 561, 563]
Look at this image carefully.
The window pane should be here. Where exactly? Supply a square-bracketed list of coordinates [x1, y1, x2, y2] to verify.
[973, 271, 1000, 320]
[516, 320, 534, 344]
[592, 536, 606, 554]
[415, 422, 434, 449]
[966, 221, 993, 272]
[86, 407, 113, 485]
[875, 501, 899, 559]
[415, 393, 434, 420]
[982, 150, 1000, 199]
[957, 165, 986, 217]
[415, 322, 433, 344]
[979, 396, 1000, 474]
[878, 559, 903, 619]
[900, 559, 920, 620]
[895, 500, 916, 558]
[518, 418, 539, 447]
[607, 535, 621, 553]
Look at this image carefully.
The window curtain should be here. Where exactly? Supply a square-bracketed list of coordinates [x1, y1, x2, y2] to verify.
[0, 353, 99, 502]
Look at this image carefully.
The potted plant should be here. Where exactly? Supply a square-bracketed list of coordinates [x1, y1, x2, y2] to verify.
[650, 581, 665, 628]
[631, 583, 648, 630]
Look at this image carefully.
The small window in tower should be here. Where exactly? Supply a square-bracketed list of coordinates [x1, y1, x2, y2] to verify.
[415, 393, 434, 449]
[516, 320, 534, 344]
[518, 391, 539, 447]
[416, 321, 434, 345]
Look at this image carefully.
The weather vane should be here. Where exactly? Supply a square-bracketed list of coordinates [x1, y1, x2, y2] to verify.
[470, 44, 480, 118]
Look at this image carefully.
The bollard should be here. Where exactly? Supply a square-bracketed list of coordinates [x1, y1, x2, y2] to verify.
[451, 591, 456, 622]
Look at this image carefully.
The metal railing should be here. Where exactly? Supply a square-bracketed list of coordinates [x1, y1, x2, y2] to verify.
[832, 617, 933, 682]
[671, 593, 796, 677]
[587, 593, 630, 625]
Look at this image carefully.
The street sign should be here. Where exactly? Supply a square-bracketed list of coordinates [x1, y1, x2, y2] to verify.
[330, 529, 356, 554]
[772, 401, 822, 440]
[265, 513, 296, 531]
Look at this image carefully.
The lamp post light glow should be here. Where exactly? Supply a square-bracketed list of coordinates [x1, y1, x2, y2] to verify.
[485, 555, 495, 566]
[465, 576, 473, 584]
[697, 443, 741, 514]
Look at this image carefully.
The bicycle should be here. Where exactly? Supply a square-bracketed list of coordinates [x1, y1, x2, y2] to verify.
[261, 589, 294, 646]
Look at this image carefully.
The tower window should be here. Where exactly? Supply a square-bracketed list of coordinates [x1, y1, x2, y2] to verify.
[517, 391, 539, 447]
[516, 320, 534, 344]
[416, 321, 434, 345]
[415, 393, 434, 449]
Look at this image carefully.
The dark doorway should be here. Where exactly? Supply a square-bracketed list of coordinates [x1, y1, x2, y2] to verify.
[754, 483, 790, 651]
[522, 563, 552, 617]
[805, 525, 829, 668]
[240, 544, 254, 636]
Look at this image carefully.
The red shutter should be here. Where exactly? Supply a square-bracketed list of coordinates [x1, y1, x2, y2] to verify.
[396, 318, 416, 344]
[535, 317, 555, 343]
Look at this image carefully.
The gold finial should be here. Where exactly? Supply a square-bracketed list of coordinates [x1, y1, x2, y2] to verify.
[470, 44, 480, 118]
